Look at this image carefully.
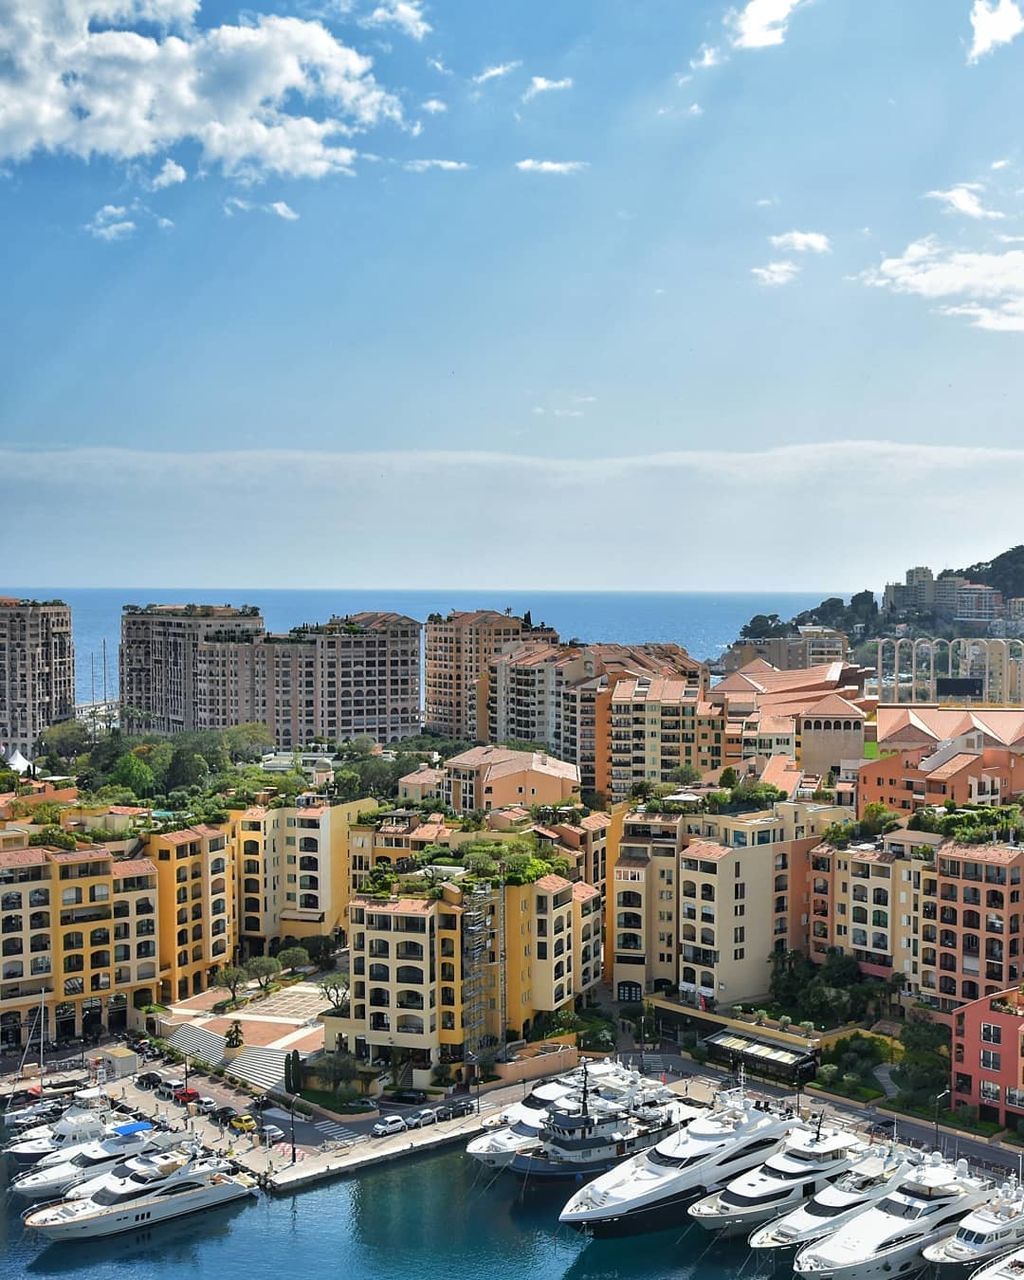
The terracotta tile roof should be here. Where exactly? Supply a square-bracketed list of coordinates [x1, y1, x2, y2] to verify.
[534, 873, 572, 892]
[113, 858, 158, 877]
[802, 693, 867, 719]
[357, 896, 434, 914]
[580, 813, 611, 831]
[877, 706, 1024, 749]
[926, 753, 982, 782]
[759, 754, 803, 797]
[683, 838, 733, 861]
[941, 841, 1024, 865]
[107, 805, 148, 816]
[0, 848, 48, 868]
[48, 849, 110, 863]
[572, 882, 599, 901]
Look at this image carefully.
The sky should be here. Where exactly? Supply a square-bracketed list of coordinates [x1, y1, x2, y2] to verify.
[3, 0, 1024, 590]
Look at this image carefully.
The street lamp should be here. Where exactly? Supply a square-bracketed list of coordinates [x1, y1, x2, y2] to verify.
[467, 1050, 482, 1114]
[933, 1089, 950, 1150]
[289, 1097, 296, 1166]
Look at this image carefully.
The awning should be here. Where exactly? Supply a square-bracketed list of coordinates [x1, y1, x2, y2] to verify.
[706, 1028, 813, 1069]
[115, 1121, 152, 1135]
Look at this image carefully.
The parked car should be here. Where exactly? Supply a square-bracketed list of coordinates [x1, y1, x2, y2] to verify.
[260, 1124, 286, 1144]
[136, 1071, 162, 1090]
[212, 1105, 238, 1125]
[229, 1113, 257, 1133]
[383, 1089, 427, 1105]
[173, 1087, 201, 1106]
[405, 1108, 437, 1129]
[436, 1099, 475, 1121]
[372, 1115, 408, 1138]
[155, 1078, 185, 1100]
[195, 1096, 218, 1114]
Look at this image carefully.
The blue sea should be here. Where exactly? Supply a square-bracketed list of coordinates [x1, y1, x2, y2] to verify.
[1, 1146, 765, 1280]
[6, 588, 831, 705]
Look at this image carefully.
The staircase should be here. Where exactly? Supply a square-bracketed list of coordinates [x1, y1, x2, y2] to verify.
[228, 1047, 288, 1092]
[167, 1024, 226, 1066]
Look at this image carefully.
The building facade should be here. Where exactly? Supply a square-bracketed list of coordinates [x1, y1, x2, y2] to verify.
[0, 597, 76, 756]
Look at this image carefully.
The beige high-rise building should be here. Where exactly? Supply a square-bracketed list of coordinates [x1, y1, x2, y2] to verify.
[0, 597, 76, 757]
[424, 609, 557, 739]
[120, 603, 265, 734]
[122, 605, 421, 746]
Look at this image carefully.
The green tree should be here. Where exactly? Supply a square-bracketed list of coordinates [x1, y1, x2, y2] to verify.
[37, 719, 91, 764]
[277, 946, 310, 971]
[166, 747, 210, 791]
[332, 768, 362, 802]
[859, 802, 900, 838]
[109, 752, 155, 798]
[213, 965, 248, 1001]
[222, 723, 274, 762]
[225, 1019, 244, 1050]
[719, 767, 739, 790]
[318, 978, 348, 1012]
[245, 955, 282, 992]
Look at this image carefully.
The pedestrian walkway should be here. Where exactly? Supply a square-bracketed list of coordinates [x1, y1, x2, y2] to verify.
[314, 1119, 360, 1142]
[873, 1063, 899, 1098]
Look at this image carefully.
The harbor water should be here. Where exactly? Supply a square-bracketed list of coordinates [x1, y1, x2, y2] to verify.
[1, 1146, 766, 1280]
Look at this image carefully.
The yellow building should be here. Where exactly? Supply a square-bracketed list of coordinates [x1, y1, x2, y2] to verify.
[0, 844, 160, 1051]
[144, 824, 234, 1003]
[228, 797, 372, 957]
[325, 866, 601, 1089]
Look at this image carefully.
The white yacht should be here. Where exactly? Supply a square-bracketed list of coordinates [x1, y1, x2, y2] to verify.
[793, 1152, 991, 1280]
[64, 1143, 206, 1201]
[508, 1085, 699, 1180]
[23, 1155, 257, 1241]
[922, 1178, 1024, 1269]
[559, 1082, 802, 1235]
[11, 1122, 179, 1201]
[688, 1121, 869, 1236]
[748, 1144, 919, 1251]
[467, 1061, 649, 1170]
[968, 1242, 1024, 1280]
[5, 1108, 119, 1165]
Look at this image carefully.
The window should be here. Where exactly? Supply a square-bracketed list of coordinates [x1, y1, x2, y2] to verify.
[981, 1048, 1001, 1071]
[981, 1022, 1002, 1045]
[980, 1079, 1000, 1102]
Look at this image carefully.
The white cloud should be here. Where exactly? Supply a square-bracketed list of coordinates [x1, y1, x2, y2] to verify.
[472, 61, 522, 85]
[751, 260, 800, 286]
[992, 158, 1010, 170]
[968, 0, 1024, 62]
[726, 0, 810, 49]
[427, 56, 451, 75]
[522, 76, 573, 102]
[516, 159, 588, 174]
[756, 196, 779, 207]
[421, 98, 447, 114]
[926, 184, 1005, 219]
[224, 196, 300, 220]
[151, 159, 187, 190]
[0, 2, 401, 181]
[861, 235, 1024, 331]
[84, 204, 136, 241]
[364, 0, 431, 41]
[403, 158, 470, 172]
[16, 442, 1024, 591]
[688, 103, 704, 117]
[769, 229, 831, 253]
[690, 44, 722, 69]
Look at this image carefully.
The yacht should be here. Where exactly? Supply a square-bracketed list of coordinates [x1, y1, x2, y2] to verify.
[508, 1085, 699, 1180]
[748, 1144, 919, 1251]
[922, 1178, 1024, 1270]
[559, 1082, 801, 1235]
[467, 1061, 649, 1170]
[11, 1122, 179, 1201]
[688, 1120, 869, 1236]
[64, 1143, 206, 1201]
[23, 1155, 257, 1241]
[967, 1242, 1024, 1280]
[793, 1152, 991, 1280]
[5, 1108, 119, 1165]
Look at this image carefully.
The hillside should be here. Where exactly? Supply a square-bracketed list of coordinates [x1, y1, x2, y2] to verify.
[957, 545, 1024, 600]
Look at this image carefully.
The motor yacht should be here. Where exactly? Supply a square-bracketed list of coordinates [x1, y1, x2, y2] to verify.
[64, 1142, 206, 1201]
[508, 1086, 699, 1180]
[748, 1143, 918, 1251]
[23, 1155, 257, 1241]
[5, 1107, 119, 1165]
[10, 1122, 179, 1201]
[466, 1061, 650, 1170]
[966, 1242, 1024, 1280]
[793, 1152, 990, 1280]
[559, 1081, 801, 1235]
[688, 1120, 869, 1236]
[922, 1177, 1024, 1270]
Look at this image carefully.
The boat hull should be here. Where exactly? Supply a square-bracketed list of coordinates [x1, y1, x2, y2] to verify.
[26, 1183, 255, 1242]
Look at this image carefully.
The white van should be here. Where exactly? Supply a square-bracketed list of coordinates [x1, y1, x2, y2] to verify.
[155, 1076, 185, 1100]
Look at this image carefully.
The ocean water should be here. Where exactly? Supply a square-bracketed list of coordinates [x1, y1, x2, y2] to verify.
[0, 1146, 765, 1280]
[6, 588, 831, 705]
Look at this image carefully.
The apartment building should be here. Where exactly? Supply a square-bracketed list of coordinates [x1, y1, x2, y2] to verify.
[122, 604, 421, 745]
[144, 824, 235, 1003]
[229, 797, 369, 957]
[324, 866, 599, 1086]
[952, 987, 1024, 1129]
[856, 735, 1021, 818]
[0, 597, 76, 756]
[424, 609, 557, 738]
[437, 746, 580, 815]
[0, 844, 159, 1051]
[121, 604, 265, 734]
[609, 800, 849, 1005]
[725, 627, 849, 673]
